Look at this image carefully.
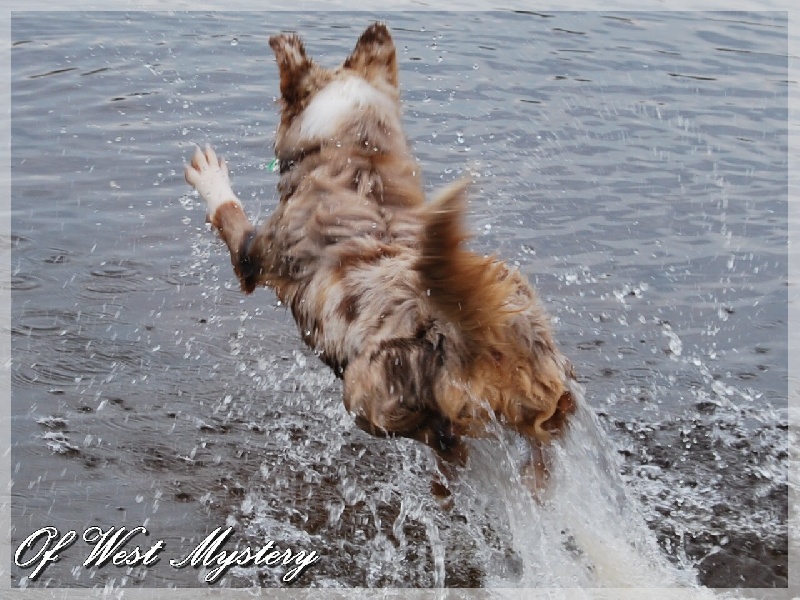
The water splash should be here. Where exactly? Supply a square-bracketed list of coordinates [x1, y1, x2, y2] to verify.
[449, 387, 708, 591]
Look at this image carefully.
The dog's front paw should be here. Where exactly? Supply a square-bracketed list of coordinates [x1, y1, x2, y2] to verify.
[185, 144, 241, 219]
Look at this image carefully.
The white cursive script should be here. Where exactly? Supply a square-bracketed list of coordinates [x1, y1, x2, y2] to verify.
[170, 526, 320, 583]
[14, 525, 321, 585]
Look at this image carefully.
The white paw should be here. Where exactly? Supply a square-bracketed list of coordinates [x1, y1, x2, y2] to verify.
[184, 144, 241, 218]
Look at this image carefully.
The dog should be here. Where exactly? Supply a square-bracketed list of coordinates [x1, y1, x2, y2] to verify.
[184, 23, 576, 499]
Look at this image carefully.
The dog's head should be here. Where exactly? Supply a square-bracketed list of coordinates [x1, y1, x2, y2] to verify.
[269, 23, 402, 160]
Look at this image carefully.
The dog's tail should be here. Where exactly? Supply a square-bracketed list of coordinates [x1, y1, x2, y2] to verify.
[416, 178, 517, 350]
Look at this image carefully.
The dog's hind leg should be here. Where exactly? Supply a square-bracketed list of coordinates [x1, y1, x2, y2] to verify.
[353, 410, 466, 503]
[185, 144, 275, 293]
[344, 349, 468, 503]
[521, 438, 551, 503]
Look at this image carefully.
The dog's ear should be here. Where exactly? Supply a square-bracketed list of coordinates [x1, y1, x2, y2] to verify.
[344, 22, 398, 88]
[269, 33, 313, 102]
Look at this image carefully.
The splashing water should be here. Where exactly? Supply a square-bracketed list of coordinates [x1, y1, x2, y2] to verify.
[224, 357, 735, 592]
[447, 386, 713, 593]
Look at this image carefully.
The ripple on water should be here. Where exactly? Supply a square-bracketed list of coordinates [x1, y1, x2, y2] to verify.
[10, 273, 43, 291]
[17, 245, 79, 265]
[82, 259, 166, 296]
[12, 308, 78, 337]
[12, 316, 150, 392]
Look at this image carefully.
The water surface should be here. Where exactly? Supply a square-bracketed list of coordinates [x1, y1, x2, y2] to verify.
[10, 11, 788, 590]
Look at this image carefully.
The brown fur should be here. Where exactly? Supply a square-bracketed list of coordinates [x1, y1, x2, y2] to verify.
[186, 22, 576, 497]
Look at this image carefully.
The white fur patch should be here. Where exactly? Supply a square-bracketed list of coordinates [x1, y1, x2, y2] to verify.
[299, 77, 395, 140]
[198, 170, 239, 217]
[185, 146, 241, 219]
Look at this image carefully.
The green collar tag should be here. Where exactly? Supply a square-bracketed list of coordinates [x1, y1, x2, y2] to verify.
[267, 158, 280, 173]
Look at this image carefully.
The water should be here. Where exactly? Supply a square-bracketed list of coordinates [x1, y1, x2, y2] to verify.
[9, 11, 788, 591]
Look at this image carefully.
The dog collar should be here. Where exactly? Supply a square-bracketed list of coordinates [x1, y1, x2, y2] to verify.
[267, 158, 297, 175]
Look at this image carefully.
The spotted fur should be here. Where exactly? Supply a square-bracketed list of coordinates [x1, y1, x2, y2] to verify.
[185, 22, 576, 497]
